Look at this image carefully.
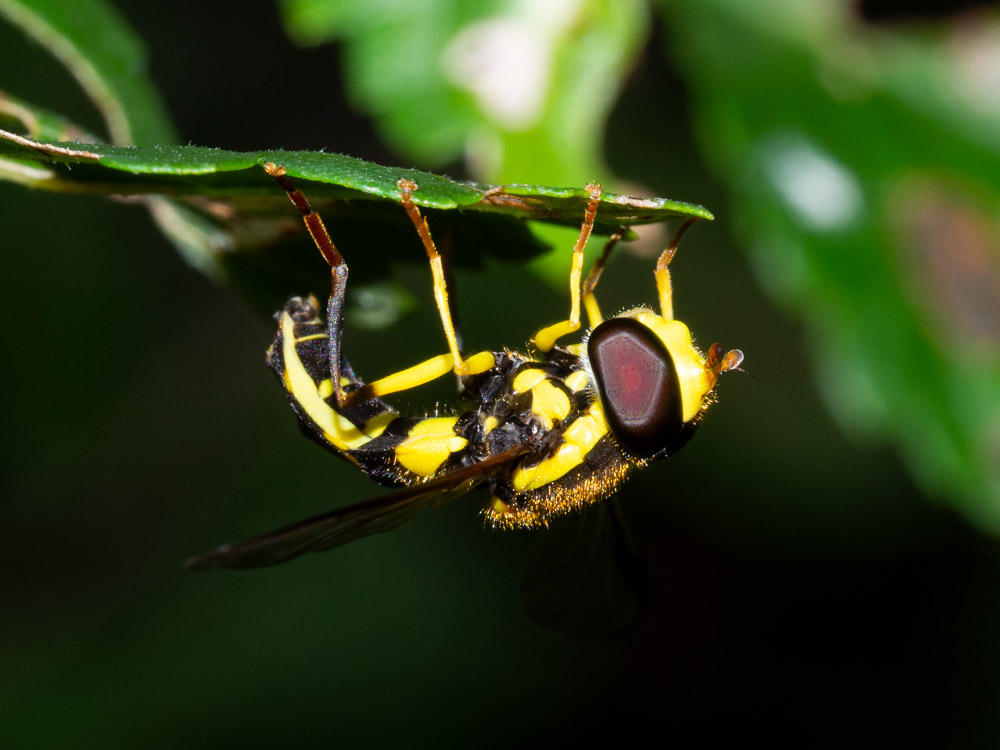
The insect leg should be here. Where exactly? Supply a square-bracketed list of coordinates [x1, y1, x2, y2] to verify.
[532, 183, 602, 352]
[438, 229, 464, 352]
[266, 164, 488, 409]
[360, 350, 496, 401]
[652, 217, 743, 376]
[264, 162, 354, 408]
[654, 217, 699, 322]
[581, 225, 628, 327]
[397, 178, 495, 378]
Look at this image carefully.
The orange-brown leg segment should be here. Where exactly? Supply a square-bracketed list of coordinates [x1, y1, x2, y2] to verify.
[581, 225, 628, 327]
[533, 183, 603, 352]
[397, 178, 494, 378]
[651, 216, 744, 376]
[264, 162, 354, 407]
[654, 216, 700, 322]
[265, 164, 493, 408]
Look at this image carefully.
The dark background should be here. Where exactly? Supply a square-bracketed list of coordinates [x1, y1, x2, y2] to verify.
[2, 1, 999, 746]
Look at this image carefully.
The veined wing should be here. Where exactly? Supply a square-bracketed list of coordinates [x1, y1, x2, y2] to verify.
[520, 497, 648, 640]
[186, 446, 529, 570]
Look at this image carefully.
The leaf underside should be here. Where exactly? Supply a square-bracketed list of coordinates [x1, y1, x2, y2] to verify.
[0, 127, 712, 231]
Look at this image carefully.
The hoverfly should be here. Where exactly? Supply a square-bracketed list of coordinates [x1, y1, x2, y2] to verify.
[186, 163, 742, 583]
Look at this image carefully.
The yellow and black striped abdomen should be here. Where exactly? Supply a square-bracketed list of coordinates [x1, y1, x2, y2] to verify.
[481, 361, 638, 528]
[268, 297, 484, 488]
[266, 297, 398, 463]
[268, 296, 638, 525]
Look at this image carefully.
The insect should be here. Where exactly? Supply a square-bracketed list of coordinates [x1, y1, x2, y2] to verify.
[186, 163, 743, 571]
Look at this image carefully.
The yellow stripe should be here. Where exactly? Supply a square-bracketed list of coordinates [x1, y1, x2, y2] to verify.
[394, 416, 468, 477]
[513, 369, 571, 430]
[512, 368, 547, 394]
[318, 378, 334, 399]
[529, 380, 571, 430]
[359, 411, 394, 439]
[281, 313, 375, 451]
[564, 370, 589, 392]
[294, 332, 328, 344]
[513, 402, 609, 492]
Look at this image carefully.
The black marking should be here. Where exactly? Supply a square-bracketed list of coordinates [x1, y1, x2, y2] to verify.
[266, 292, 637, 521]
[267, 297, 397, 458]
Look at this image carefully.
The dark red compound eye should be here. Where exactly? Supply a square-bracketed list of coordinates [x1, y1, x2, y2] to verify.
[587, 318, 684, 458]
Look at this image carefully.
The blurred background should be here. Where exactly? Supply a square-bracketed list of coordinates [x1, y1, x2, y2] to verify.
[2, 0, 1000, 745]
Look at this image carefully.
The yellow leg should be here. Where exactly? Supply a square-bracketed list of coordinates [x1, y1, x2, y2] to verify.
[357, 350, 496, 403]
[334, 349, 496, 409]
[266, 163, 496, 411]
[581, 226, 627, 328]
[533, 183, 603, 352]
[397, 178, 481, 376]
[655, 217, 700, 322]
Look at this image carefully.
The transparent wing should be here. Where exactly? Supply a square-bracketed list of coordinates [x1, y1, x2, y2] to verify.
[520, 498, 648, 640]
[186, 446, 528, 571]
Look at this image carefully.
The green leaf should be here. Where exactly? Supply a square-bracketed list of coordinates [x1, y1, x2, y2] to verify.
[280, 0, 654, 289]
[0, 0, 704, 291]
[0, 0, 686, 300]
[0, 0, 175, 145]
[661, 0, 1000, 532]
[0, 111, 709, 312]
[0, 0, 231, 276]
[0, 90, 101, 144]
[280, 0, 648, 186]
[0, 126, 711, 226]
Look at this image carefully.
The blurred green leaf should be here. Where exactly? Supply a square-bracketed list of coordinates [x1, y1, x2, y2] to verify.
[0, 0, 683, 305]
[0, 0, 236, 275]
[280, 0, 648, 186]
[0, 0, 709, 316]
[0, 0, 175, 146]
[0, 90, 100, 144]
[660, 0, 1000, 531]
[279, 0, 650, 289]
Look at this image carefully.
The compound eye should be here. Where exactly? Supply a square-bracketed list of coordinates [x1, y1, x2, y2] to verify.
[587, 318, 683, 458]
